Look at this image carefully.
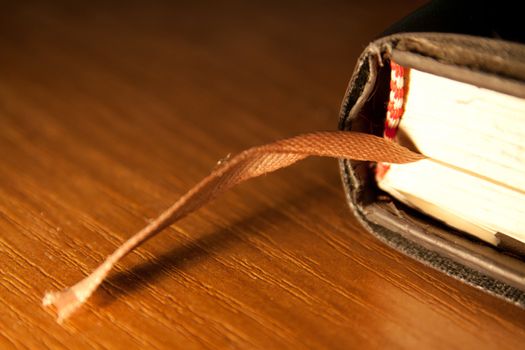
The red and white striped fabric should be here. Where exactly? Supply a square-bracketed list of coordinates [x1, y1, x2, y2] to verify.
[384, 61, 406, 140]
[376, 60, 407, 179]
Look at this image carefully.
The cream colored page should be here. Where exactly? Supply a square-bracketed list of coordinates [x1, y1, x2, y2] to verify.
[379, 159, 525, 245]
[400, 69, 525, 193]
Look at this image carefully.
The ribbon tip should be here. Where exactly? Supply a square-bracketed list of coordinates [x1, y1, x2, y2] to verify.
[43, 288, 83, 323]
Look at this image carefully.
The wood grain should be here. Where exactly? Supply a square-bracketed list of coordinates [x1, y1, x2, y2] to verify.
[1, 1, 524, 349]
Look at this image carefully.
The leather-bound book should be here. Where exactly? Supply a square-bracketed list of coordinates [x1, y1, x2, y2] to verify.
[338, 0, 525, 306]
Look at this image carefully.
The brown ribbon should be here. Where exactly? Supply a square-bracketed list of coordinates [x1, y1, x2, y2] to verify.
[42, 131, 424, 322]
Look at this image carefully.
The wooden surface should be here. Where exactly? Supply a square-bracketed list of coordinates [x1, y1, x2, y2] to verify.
[1, 1, 525, 349]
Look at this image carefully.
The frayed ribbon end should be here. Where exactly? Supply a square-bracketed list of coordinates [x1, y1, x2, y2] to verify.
[42, 287, 85, 323]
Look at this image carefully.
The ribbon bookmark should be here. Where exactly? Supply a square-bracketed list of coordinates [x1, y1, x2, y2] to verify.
[42, 131, 424, 323]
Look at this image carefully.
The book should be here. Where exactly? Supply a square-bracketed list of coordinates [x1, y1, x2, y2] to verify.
[376, 65, 525, 247]
[338, 32, 525, 306]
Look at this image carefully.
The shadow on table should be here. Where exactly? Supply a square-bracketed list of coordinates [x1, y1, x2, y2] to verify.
[93, 175, 345, 307]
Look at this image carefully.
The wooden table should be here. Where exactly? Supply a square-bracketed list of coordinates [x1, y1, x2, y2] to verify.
[1, 1, 524, 349]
